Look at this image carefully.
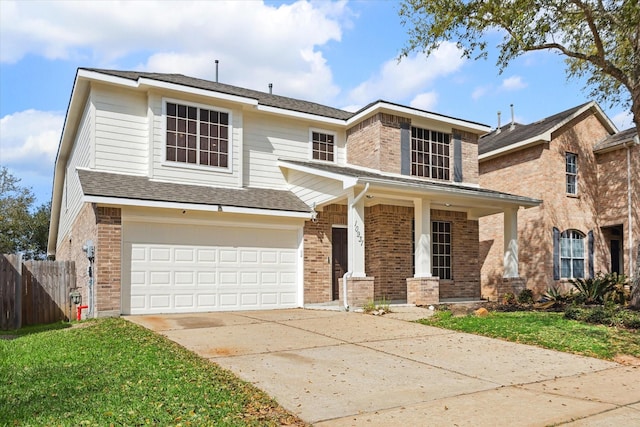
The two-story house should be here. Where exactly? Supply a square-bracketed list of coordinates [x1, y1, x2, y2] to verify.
[48, 68, 539, 317]
[479, 102, 639, 298]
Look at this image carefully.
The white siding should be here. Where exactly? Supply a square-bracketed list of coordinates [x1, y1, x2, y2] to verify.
[93, 85, 148, 174]
[148, 93, 242, 188]
[57, 97, 94, 247]
[286, 169, 347, 207]
[243, 111, 346, 189]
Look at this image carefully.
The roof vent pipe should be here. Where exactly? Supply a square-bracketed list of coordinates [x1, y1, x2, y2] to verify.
[215, 60, 219, 83]
[496, 111, 502, 134]
[510, 104, 515, 131]
[269, 83, 273, 94]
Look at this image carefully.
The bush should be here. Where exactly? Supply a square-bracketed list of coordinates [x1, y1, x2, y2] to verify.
[570, 272, 630, 305]
[564, 304, 640, 329]
[517, 289, 534, 304]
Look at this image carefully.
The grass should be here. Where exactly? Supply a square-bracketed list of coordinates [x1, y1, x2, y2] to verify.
[419, 310, 640, 360]
[0, 318, 307, 426]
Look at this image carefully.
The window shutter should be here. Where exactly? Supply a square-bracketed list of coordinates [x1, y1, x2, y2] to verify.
[588, 230, 594, 278]
[400, 122, 410, 175]
[553, 227, 560, 280]
[453, 132, 463, 182]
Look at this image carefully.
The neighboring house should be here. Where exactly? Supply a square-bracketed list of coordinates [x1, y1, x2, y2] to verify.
[478, 101, 639, 299]
[48, 68, 539, 317]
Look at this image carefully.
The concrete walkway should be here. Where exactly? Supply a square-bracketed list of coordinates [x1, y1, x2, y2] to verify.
[127, 308, 640, 426]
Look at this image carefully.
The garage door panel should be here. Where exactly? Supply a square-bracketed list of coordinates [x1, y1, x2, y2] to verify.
[126, 224, 299, 314]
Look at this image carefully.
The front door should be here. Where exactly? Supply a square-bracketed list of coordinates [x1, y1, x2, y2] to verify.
[332, 227, 348, 300]
[611, 239, 621, 274]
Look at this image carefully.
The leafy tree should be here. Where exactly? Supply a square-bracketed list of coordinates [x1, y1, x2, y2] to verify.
[0, 167, 49, 259]
[399, 0, 640, 130]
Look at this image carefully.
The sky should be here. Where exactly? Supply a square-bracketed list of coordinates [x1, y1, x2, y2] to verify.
[0, 0, 635, 208]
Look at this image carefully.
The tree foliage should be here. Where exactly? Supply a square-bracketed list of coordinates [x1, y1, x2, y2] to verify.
[0, 167, 50, 259]
[399, 0, 640, 128]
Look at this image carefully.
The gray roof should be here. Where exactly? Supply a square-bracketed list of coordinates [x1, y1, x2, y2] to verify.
[280, 160, 540, 205]
[82, 68, 354, 121]
[479, 103, 590, 155]
[78, 169, 310, 213]
[593, 127, 638, 152]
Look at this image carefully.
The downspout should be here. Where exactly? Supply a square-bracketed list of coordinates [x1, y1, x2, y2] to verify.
[343, 182, 370, 311]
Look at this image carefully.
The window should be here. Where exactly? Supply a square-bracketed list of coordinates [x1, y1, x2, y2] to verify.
[312, 131, 335, 162]
[560, 230, 585, 278]
[411, 127, 450, 180]
[432, 221, 451, 279]
[566, 152, 577, 194]
[165, 101, 229, 168]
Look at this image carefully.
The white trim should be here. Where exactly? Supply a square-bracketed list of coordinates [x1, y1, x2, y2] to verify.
[309, 127, 337, 163]
[348, 101, 491, 133]
[161, 97, 233, 173]
[83, 195, 311, 218]
[123, 212, 304, 230]
[331, 224, 348, 229]
[256, 104, 345, 126]
[278, 160, 358, 189]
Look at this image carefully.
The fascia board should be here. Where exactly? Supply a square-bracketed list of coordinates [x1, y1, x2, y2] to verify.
[479, 136, 548, 161]
[137, 77, 259, 106]
[361, 177, 541, 208]
[255, 105, 345, 126]
[278, 160, 359, 189]
[347, 101, 491, 133]
[83, 195, 311, 219]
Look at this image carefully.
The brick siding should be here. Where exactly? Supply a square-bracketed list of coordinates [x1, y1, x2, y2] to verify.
[479, 112, 614, 298]
[95, 207, 122, 316]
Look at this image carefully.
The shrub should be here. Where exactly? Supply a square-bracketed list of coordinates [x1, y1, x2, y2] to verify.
[564, 304, 640, 329]
[501, 292, 516, 305]
[517, 289, 534, 304]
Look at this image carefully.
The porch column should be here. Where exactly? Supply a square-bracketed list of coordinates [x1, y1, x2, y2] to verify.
[348, 191, 366, 277]
[414, 198, 432, 277]
[503, 207, 519, 278]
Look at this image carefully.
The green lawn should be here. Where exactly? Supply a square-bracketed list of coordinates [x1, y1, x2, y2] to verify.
[419, 310, 640, 360]
[0, 318, 307, 426]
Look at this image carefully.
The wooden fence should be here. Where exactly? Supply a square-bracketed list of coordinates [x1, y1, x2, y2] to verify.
[0, 254, 76, 330]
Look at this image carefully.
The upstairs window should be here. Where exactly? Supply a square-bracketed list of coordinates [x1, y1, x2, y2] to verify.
[566, 152, 577, 194]
[166, 101, 229, 168]
[560, 230, 585, 278]
[312, 131, 335, 162]
[411, 127, 450, 180]
[432, 221, 452, 280]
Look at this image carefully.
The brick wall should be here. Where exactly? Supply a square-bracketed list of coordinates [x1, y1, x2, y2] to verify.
[95, 207, 122, 317]
[303, 204, 347, 303]
[432, 209, 481, 299]
[346, 113, 409, 173]
[479, 112, 612, 297]
[55, 202, 97, 310]
[365, 204, 413, 300]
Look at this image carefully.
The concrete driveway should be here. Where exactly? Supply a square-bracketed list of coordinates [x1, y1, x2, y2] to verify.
[127, 308, 640, 426]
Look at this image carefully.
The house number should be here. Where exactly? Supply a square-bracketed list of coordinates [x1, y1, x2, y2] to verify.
[354, 222, 364, 246]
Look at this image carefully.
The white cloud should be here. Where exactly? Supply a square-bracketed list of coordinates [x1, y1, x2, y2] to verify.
[611, 110, 634, 131]
[472, 85, 491, 100]
[347, 42, 465, 107]
[0, 0, 348, 104]
[0, 109, 63, 172]
[501, 76, 527, 91]
[410, 92, 438, 111]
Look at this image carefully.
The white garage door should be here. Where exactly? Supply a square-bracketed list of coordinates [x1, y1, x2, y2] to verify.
[124, 222, 300, 314]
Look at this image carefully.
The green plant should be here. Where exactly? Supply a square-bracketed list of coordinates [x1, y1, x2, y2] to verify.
[606, 272, 630, 304]
[517, 289, 534, 304]
[362, 297, 391, 314]
[570, 273, 615, 305]
[538, 286, 573, 309]
[564, 304, 640, 329]
[501, 292, 516, 305]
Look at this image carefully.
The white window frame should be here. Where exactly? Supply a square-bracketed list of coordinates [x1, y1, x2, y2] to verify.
[309, 128, 337, 163]
[566, 152, 577, 195]
[411, 126, 451, 180]
[432, 220, 452, 280]
[560, 229, 585, 279]
[162, 98, 233, 173]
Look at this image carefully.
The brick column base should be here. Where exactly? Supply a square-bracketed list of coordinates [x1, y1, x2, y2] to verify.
[407, 277, 440, 306]
[339, 276, 375, 308]
[497, 277, 527, 297]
